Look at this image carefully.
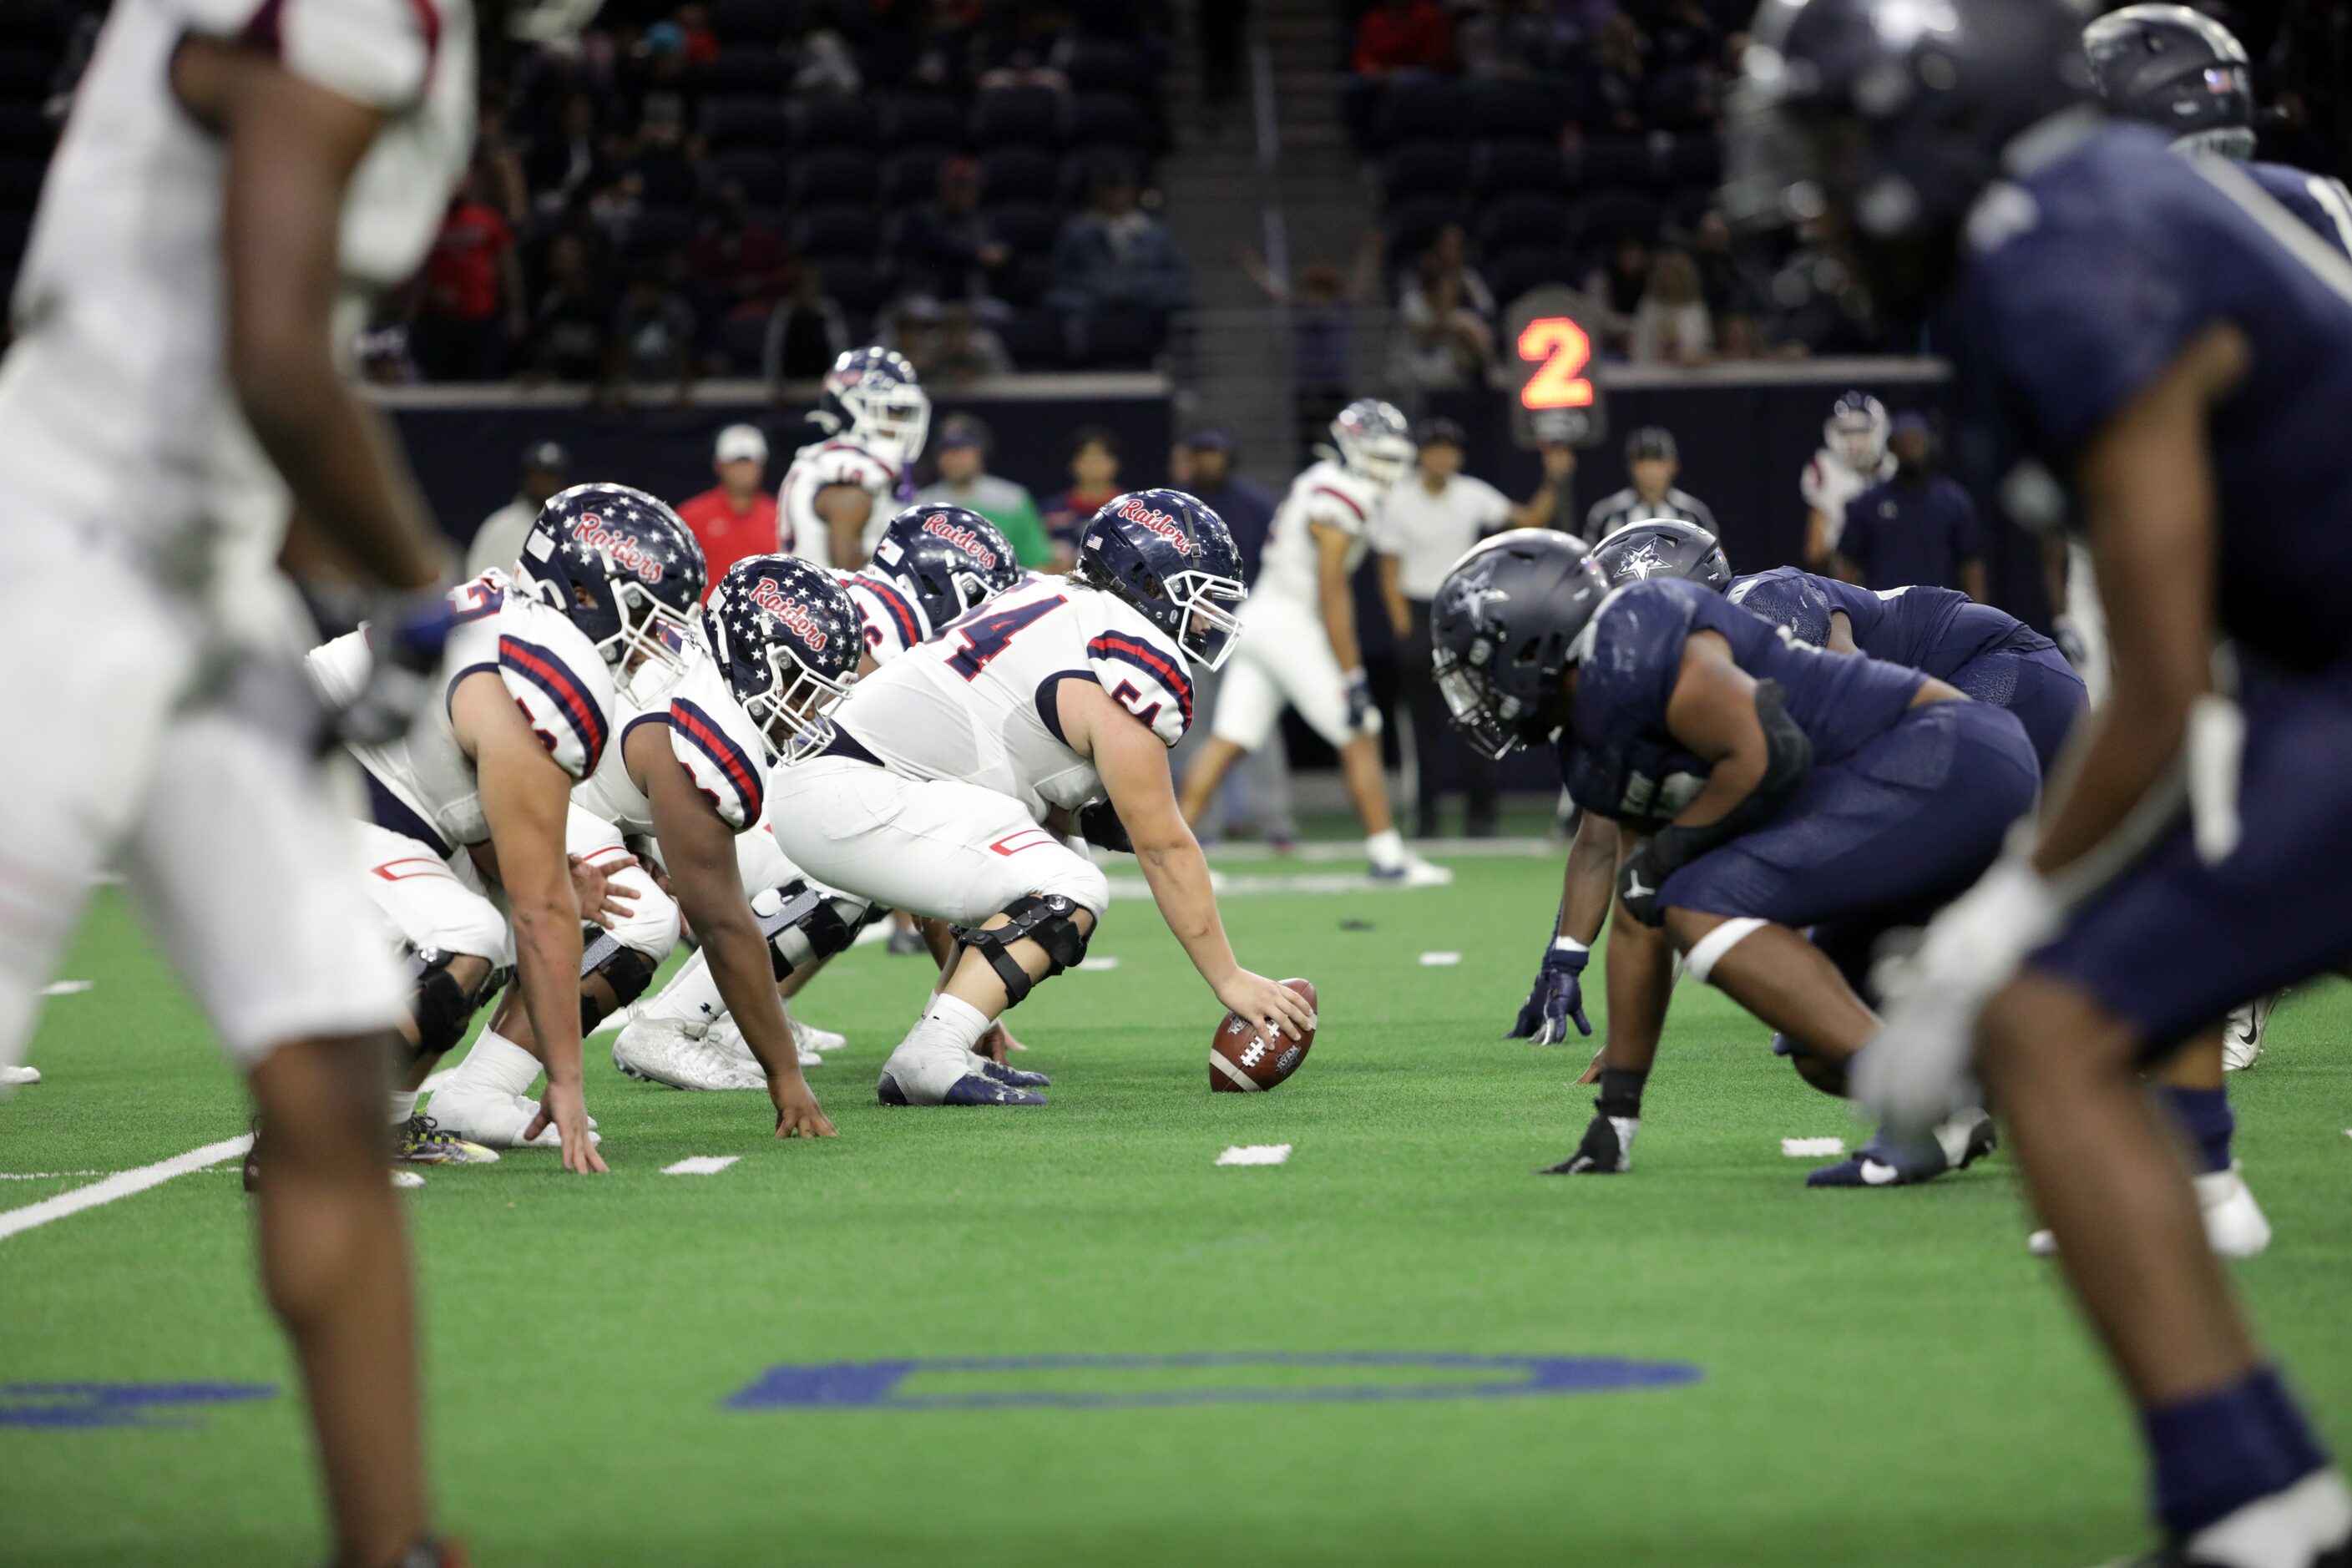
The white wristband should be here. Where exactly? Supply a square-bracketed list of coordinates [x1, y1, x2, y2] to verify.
[1550, 937, 1589, 956]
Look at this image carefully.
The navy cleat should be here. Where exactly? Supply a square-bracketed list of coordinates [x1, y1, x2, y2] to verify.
[1807, 1108, 1996, 1188]
[974, 1058, 1050, 1090]
[876, 1070, 1045, 1106]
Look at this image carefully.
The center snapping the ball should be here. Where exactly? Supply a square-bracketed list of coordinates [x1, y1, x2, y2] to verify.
[1210, 978, 1317, 1092]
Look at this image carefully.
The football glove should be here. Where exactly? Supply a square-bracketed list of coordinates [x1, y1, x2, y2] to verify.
[1077, 801, 1133, 854]
[1616, 839, 1670, 926]
[1509, 938, 1591, 1042]
[334, 582, 461, 749]
[1540, 1111, 1638, 1175]
[1342, 667, 1383, 737]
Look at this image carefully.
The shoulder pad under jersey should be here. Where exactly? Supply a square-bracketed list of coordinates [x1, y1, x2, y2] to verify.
[842, 571, 924, 661]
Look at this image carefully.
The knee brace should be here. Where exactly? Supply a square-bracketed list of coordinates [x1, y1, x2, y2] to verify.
[952, 892, 1092, 1009]
[752, 879, 873, 979]
[410, 949, 490, 1062]
[579, 927, 660, 1030]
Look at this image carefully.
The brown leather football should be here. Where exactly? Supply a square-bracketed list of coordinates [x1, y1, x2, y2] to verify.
[1210, 978, 1317, 1092]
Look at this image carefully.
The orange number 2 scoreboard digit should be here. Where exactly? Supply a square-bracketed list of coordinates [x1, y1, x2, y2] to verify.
[1516, 316, 1595, 410]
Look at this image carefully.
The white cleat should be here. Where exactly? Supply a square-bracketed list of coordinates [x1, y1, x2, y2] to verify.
[2223, 992, 2277, 1071]
[2029, 1161, 2272, 1259]
[391, 1170, 427, 1190]
[427, 1082, 604, 1148]
[792, 1016, 848, 1054]
[1, 1065, 40, 1085]
[1372, 857, 1454, 888]
[706, 1012, 821, 1070]
[615, 1016, 769, 1090]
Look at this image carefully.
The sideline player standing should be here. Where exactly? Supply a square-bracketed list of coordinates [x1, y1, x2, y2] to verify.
[1798, 392, 1894, 574]
[779, 346, 932, 569]
[1176, 400, 1449, 885]
[1730, 0, 2352, 1559]
[0, 0, 474, 1561]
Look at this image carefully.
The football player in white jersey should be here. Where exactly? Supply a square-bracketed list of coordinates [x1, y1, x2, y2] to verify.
[310, 487, 698, 1178]
[1799, 391, 1896, 572]
[779, 346, 932, 569]
[758, 489, 1313, 1106]
[0, 0, 474, 1560]
[1176, 400, 1449, 885]
[616, 506, 1029, 1086]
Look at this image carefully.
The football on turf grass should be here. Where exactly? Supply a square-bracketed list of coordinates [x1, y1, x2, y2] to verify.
[1210, 978, 1317, 1092]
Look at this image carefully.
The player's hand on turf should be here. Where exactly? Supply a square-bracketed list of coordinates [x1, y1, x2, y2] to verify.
[568, 854, 640, 928]
[1509, 938, 1591, 1042]
[1540, 1111, 1637, 1175]
[333, 580, 461, 748]
[1218, 970, 1315, 1043]
[1342, 668, 1383, 737]
[529, 1080, 608, 1175]
[770, 1074, 837, 1139]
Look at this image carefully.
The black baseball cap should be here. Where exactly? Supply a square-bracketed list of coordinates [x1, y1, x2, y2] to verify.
[1624, 427, 1677, 463]
[1182, 427, 1235, 453]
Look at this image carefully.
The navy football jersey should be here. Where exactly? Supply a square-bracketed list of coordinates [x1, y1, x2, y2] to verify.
[1945, 124, 2352, 671]
[1558, 578, 1926, 825]
[2242, 159, 2352, 260]
[1727, 567, 2048, 678]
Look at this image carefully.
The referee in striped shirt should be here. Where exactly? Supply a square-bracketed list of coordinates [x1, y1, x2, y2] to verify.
[1582, 426, 1717, 539]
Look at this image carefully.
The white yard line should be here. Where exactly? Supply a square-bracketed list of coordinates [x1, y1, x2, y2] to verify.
[1781, 1136, 1847, 1159]
[662, 1156, 740, 1176]
[1419, 951, 1462, 966]
[0, 1136, 252, 1243]
[38, 980, 91, 996]
[1216, 1144, 1292, 1166]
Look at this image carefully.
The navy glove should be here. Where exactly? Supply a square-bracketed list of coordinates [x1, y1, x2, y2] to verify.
[1077, 801, 1132, 854]
[1509, 938, 1591, 1043]
[1342, 667, 1383, 737]
[335, 582, 460, 749]
[1616, 839, 1671, 927]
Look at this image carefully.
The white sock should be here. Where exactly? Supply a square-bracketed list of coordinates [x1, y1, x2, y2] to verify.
[643, 948, 724, 1024]
[916, 994, 992, 1055]
[882, 994, 995, 1100]
[445, 1029, 543, 1098]
[1366, 827, 1406, 869]
[387, 1090, 418, 1125]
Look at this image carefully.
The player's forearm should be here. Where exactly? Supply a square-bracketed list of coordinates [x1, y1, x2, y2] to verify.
[1137, 837, 1239, 987]
[697, 898, 808, 1085]
[510, 902, 585, 1085]
[1320, 582, 1363, 670]
[829, 517, 863, 570]
[1674, 747, 1768, 833]
[1560, 817, 1619, 943]
[242, 387, 448, 592]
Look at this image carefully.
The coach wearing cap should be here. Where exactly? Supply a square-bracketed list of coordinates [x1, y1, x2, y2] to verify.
[1583, 426, 1717, 540]
[1373, 418, 1574, 839]
[676, 424, 782, 593]
[464, 438, 570, 578]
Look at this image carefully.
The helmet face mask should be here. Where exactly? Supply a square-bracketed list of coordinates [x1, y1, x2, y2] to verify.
[519, 483, 709, 702]
[751, 644, 854, 763]
[1076, 489, 1248, 669]
[1172, 571, 1247, 669]
[1428, 532, 1607, 761]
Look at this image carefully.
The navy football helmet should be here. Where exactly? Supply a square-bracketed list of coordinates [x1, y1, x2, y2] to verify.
[517, 483, 707, 695]
[1075, 488, 1247, 669]
[1429, 531, 1609, 760]
[1723, 0, 2093, 319]
[816, 346, 931, 473]
[2084, 5, 2255, 160]
[1591, 519, 1732, 593]
[701, 555, 861, 762]
[867, 504, 1023, 638]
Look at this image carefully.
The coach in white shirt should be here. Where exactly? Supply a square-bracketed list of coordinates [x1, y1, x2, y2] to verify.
[1374, 418, 1575, 837]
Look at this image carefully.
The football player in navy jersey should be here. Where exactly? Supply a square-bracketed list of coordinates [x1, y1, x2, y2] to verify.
[1728, 0, 2352, 1558]
[1434, 530, 2036, 1183]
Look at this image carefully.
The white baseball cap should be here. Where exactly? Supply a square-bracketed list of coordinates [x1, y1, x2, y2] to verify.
[716, 424, 768, 464]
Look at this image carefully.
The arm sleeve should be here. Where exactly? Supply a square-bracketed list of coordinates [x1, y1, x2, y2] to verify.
[1085, 631, 1193, 747]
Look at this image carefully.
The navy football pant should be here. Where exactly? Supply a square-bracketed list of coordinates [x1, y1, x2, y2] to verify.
[2032, 659, 2352, 1059]
[1950, 639, 2087, 778]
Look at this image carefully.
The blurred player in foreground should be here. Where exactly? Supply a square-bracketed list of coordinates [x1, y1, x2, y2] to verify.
[0, 0, 476, 1560]
[1728, 0, 2352, 1558]
[761, 489, 1313, 1106]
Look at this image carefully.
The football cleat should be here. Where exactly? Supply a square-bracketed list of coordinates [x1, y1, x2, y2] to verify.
[2030, 1161, 2274, 1259]
[2222, 991, 2279, 1071]
[971, 1055, 1050, 1090]
[2095, 1468, 2352, 1568]
[1806, 1107, 1995, 1188]
[393, 1115, 499, 1166]
[876, 1069, 1045, 1106]
[792, 1016, 848, 1054]
[427, 1085, 600, 1150]
[1371, 857, 1454, 888]
[703, 1013, 819, 1070]
[1540, 1113, 1638, 1175]
[614, 1018, 768, 1090]
[0, 1064, 39, 1085]
[391, 1170, 427, 1191]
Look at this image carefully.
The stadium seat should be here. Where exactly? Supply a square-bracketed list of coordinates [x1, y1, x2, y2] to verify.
[700, 47, 786, 96]
[1662, 185, 1718, 232]
[704, 97, 790, 152]
[1567, 136, 1652, 190]
[791, 205, 880, 260]
[1572, 187, 1664, 245]
[0, 47, 53, 96]
[708, 148, 786, 203]
[978, 145, 1058, 204]
[1370, 82, 1465, 149]
[878, 145, 952, 206]
[1482, 244, 1579, 307]
[1059, 147, 1151, 205]
[787, 149, 878, 205]
[710, 0, 795, 46]
[1383, 139, 1472, 203]
[1062, 40, 1154, 97]
[618, 204, 697, 260]
[1660, 134, 1722, 190]
[817, 255, 887, 316]
[0, 104, 53, 155]
[881, 93, 967, 150]
[1077, 310, 1163, 369]
[981, 200, 1060, 257]
[970, 86, 1065, 149]
[999, 306, 1073, 368]
[1381, 195, 1469, 266]
[1643, 66, 1718, 133]
[1472, 139, 1566, 200]
[989, 253, 1055, 308]
[1476, 194, 1572, 254]
[792, 96, 878, 150]
[1464, 82, 1561, 142]
[1069, 92, 1154, 149]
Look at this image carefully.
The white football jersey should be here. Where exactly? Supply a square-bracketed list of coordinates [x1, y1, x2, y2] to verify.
[309, 575, 618, 852]
[780, 438, 902, 568]
[1255, 459, 1385, 614]
[0, 0, 473, 602]
[574, 644, 770, 837]
[835, 568, 929, 665]
[1798, 448, 1897, 552]
[830, 578, 1191, 821]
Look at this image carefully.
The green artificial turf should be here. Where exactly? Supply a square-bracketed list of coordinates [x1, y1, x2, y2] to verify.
[3, 852, 2347, 1567]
